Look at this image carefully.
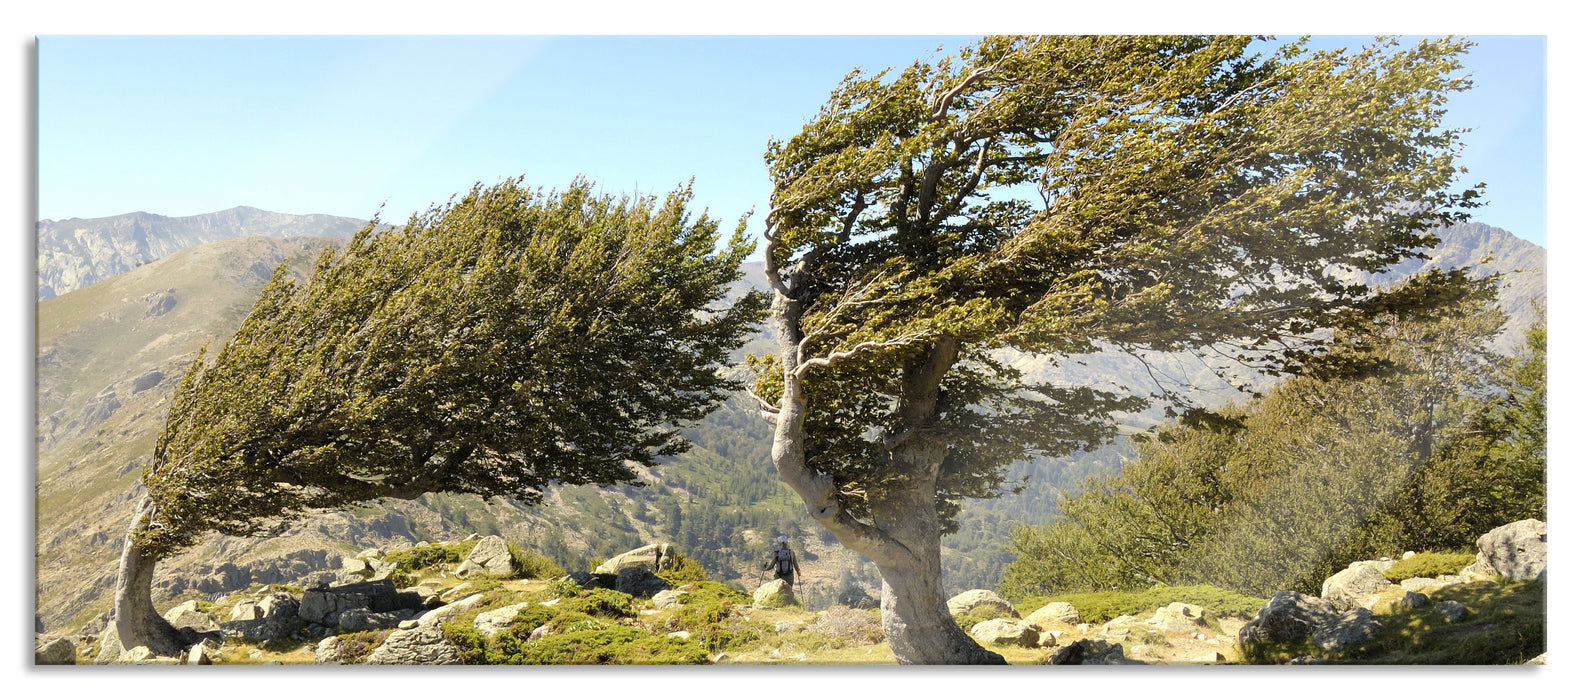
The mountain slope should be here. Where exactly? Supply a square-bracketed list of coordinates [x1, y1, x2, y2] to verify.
[32, 219, 1546, 634]
[36, 206, 368, 300]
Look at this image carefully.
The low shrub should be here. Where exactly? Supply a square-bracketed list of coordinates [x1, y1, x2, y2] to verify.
[954, 603, 1011, 632]
[1240, 579, 1544, 664]
[805, 605, 885, 646]
[1017, 585, 1267, 623]
[508, 543, 567, 580]
[1383, 552, 1476, 582]
[385, 542, 475, 574]
[509, 626, 707, 664]
[560, 588, 637, 619]
[657, 553, 710, 585]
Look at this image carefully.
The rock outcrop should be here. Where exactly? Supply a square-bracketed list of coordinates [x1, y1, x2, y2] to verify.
[1239, 591, 1338, 645]
[1024, 601, 1080, 628]
[969, 619, 1041, 647]
[35, 636, 76, 665]
[1321, 561, 1394, 612]
[753, 579, 797, 609]
[946, 589, 1017, 618]
[1470, 519, 1546, 581]
[455, 535, 515, 577]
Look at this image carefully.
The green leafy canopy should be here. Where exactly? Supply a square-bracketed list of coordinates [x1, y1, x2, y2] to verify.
[755, 35, 1480, 530]
[139, 178, 769, 557]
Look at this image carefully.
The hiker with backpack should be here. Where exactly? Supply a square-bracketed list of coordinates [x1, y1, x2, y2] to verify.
[763, 535, 801, 586]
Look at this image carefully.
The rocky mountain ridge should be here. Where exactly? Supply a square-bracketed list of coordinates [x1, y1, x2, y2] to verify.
[36, 206, 368, 300]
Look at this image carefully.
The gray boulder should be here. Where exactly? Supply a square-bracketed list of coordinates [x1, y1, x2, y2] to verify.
[1473, 519, 1547, 581]
[652, 589, 688, 610]
[753, 579, 797, 609]
[314, 637, 345, 664]
[1046, 638, 1128, 665]
[1397, 591, 1429, 609]
[415, 593, 487, 627]
[337, 608, 410, 632]
[946, 589, 1017, 618]
[35, 637, 76, 665]
[1435, 600, 1468, 623]
[1147, 601, 1207, 632]
[593, 543, 677, 574]
[298, 579, 419, 626]
[186, 644, 212, 665]
[457, 535, 516, 577]
[472, 602, 532, 639]
[363, 625, 462, 665]
[1024, 601, 1080, 628]
[163, 601, 221, 634]
[1312, 608, 1384, 652]
[1239, 591, 1338, 645]
[1321, 561, 1393, 612]
[969, 618, 1041, 647]
[222, 591, 301, 641]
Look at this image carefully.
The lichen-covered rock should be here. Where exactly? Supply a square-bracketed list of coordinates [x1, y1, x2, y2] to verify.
[363, 625, 462, 665]
[1322, 562, 1394, 612]
[1312, 608, 1383, 651]
[1239, 591, 1338, 645]
[472, 602, 532, 639]
[416, 593, 487, 627]
[163, 601, 221, 634]
[1473, 519, 1546, 581]
[1046, 638, 1128, 665]
[186, 644, 212, 665]
[35, 636, 76, 665]
[1397, 591, 1429, 610]
[593, 543, 676, 575]
[1024, 601, 1080, 628]
[970, 618, 1041, 647]
[946, 589, 1017, 618]
[1435, 600, 1468, 623]
[753, 579, 797, 609]
[1147, 601, 1207, 631]
[459, 535, 516, 577]
[652, 589, 688, 610]
[337, 608, 409, 632]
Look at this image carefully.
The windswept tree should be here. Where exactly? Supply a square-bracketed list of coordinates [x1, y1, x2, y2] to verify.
[108, 179, 768, 657]
[751, 35, 1479, 663]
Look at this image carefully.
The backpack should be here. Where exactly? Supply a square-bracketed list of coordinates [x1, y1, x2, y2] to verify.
[773, 547, 794, 575]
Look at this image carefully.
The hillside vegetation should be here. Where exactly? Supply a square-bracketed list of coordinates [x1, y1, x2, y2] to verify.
[33, 218, 1546, 638]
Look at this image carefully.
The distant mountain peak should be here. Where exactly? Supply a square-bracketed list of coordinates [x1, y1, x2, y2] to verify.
[36, 207, 369, 300]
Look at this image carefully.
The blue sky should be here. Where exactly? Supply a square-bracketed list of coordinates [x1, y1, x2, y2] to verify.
[38, 35, 1547, 245]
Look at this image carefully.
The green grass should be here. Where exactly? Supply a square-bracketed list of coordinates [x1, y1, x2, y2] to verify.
[1383, 552, 1476, 583]
[1239, 579, 1544, 664]
[1016, 584, 1268, 623]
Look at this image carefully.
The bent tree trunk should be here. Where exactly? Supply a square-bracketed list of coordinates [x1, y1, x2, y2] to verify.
[100, 495, 186, 661]
[765, 287, 1002, 663]
[870, 467, 1006, 664]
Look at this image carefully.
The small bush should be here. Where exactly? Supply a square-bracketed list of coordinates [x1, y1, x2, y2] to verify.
[805, 605, 885, 646]
[439, 622, 489, 664]
[657, 553, 709, 585]
[510, 626, 707, 665]
[1239, 579, 1544, 664]
[542, 578, 586, 599]
[385, 542, 475, 574]
[508, 543, 567, 580]
[954, 603, 1009, 632]
[1383, 552, 1476, 582]
[1017, 585, 1267, 623]
[561, 588, 637, 619]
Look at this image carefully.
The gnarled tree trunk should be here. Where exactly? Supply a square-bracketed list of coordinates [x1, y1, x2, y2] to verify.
[764, 286, 1002, 664]
[99, 496, 186, 662]
[871, 457, 1005, 664]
